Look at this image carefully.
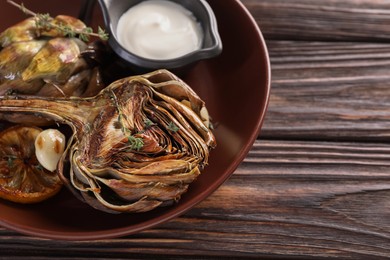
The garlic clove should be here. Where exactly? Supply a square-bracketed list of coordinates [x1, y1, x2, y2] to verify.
[34, 129, 66, 172]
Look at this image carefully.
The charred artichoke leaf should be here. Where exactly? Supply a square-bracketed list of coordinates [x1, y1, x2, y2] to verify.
[94, 179, 189, 202]
[0, 69, 216, 213]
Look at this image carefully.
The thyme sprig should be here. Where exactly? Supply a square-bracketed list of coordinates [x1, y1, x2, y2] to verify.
[7, 0, 109, 41]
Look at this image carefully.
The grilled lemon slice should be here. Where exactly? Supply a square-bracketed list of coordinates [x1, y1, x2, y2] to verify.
[0, 125, 62, 203]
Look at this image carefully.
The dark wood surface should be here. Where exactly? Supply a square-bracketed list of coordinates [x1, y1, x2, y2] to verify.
[1, 0, 390, 259]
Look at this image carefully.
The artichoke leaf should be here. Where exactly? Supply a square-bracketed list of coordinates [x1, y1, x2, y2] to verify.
[22, 38, 87, 83]
[0, 18, 37, 47]
[81, 191, 163, 213]
[95, 178, 188, 202]
[111, 159, 191, 176]
[97, 166, 201, 185]
[0, 40, 46, 81]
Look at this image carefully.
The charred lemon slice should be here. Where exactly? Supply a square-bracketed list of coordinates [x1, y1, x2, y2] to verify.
[0, 125, 62, 203]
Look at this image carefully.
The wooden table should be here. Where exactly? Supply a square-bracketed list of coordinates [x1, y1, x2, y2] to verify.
[1, 0, 390, 259]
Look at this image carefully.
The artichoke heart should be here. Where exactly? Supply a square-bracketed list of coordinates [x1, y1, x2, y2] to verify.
[22, 38, 87, 83]
[0, 69, 216, 213]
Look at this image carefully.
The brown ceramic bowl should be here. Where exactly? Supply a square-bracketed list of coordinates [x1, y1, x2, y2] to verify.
[0, 0, 270, 240]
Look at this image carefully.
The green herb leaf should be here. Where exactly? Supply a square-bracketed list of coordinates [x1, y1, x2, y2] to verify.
[144, 118, 156, 128]
[78, 34, 89, 42]
[98, 26, 109, 41]
[62, 24, 76, 38]
[167, 121, 179, 133]
[127, 135, 144, 151]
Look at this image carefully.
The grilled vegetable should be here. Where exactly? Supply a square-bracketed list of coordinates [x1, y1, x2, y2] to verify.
[0, 125, 63, 204]
[0, 70, 216, 213]
[0, 15, 107, 125]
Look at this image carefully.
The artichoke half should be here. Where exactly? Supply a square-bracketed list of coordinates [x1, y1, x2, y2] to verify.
[0, 15, 106, 125]
[0, 70, 216, 213]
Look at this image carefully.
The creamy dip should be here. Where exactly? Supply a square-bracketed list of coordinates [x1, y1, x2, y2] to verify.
[116, 0, 203, 60]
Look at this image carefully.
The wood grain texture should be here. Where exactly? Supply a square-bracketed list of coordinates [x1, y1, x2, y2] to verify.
[242, 0, 390, 41]
[2, 0, 390, 259]
[261, 41, 390, 141]
[0, 140, 389, 259]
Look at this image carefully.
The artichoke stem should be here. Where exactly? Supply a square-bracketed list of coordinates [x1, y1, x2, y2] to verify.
[0, 95, 92, 128]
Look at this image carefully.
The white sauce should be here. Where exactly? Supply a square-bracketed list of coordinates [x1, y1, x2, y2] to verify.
[116, 0, 203, 60]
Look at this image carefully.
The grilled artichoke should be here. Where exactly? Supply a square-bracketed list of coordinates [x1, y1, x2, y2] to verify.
[0, 15, 106, 124]
[0, 70, 216, 213]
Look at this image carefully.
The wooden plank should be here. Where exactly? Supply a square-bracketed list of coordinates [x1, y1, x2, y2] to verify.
[261, 40, 390, 141]
[0, 1, 389, 259]
[0, 140, 389, 259]
[242, 0, 390, 41]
